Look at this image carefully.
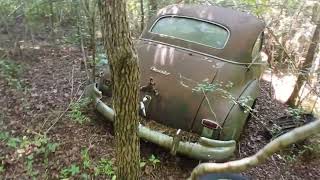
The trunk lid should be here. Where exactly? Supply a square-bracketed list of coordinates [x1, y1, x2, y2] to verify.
[137, 40, 219, 131]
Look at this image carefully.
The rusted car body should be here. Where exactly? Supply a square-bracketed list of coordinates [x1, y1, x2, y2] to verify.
[89, 4, 266, 160]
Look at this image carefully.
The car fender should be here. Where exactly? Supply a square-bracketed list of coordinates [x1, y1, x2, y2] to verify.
[220, 79, 259, 141]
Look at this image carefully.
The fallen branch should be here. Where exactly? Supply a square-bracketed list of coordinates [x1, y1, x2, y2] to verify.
[189, 118, 320, 180]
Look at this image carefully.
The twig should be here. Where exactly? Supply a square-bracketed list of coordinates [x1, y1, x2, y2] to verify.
[201, 89, 217, 120]
[70, 65, 75, 103]
[80, 31, 91, 81]
[44, 103, 72, 135]
[266, 27, 293, 59]
[45, 66, 75, 134]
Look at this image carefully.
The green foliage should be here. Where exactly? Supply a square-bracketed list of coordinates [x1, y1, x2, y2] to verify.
[0, 131, 9, 141]
[62, 31, 82, 45]
[25, 154, 38, 178]
[94, 158, 115, 179]
[282, 137, 320, 163]
[81, 148, 91, 170]
[60, 164, 80, 178]
[7, 137, 21, 148]
[140, 154, 161, 171]
[0, 163, 4, 174]
[193, 81, 253, 113]
[140, 161, 146, 168]
[0, 131, 59, 177]
[301, 142, 320, 159]
[68, 98, 90, 124]
[0, 60, 23, 89]
[148, 154, 160, 168]
[287, 107, 304, 119]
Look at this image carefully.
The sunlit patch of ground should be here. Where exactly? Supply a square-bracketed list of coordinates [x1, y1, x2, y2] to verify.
[262, 69, 320, 117]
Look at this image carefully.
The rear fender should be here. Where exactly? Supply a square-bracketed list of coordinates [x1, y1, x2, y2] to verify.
[220, 80, 259, 141]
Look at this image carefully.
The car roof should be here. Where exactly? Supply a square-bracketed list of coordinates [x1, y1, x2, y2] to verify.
[140, 4, 265, 63]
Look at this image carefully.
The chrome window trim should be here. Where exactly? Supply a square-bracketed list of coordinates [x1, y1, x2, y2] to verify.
[148, 15, 231, 50]
[139, 38, 266, 66]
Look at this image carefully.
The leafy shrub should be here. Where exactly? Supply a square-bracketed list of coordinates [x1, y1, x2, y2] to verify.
[0, 59, 24, 89]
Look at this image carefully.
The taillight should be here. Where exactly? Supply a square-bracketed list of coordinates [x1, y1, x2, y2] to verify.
[201, 119, 221, 129]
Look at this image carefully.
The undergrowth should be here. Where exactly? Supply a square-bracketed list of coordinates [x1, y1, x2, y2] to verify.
[68, 98, 91, 124]
[0, 131, 59, 178]
[0, 59, 24, 89]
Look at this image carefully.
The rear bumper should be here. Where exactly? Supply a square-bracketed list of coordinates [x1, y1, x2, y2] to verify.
[86, 83, 236, 161]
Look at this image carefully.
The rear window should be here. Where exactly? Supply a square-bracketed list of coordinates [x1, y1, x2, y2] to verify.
[150, 16, 229, 49]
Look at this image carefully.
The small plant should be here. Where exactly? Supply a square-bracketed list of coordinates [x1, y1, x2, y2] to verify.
[148, 154, 160, 168]
[60, 164, 80, 178]
[193, 81, 254, 114]
[6, 137, 21, 148]
[1, 132, 59, 178]
[68, 98, 90, 124]
[94, 158, 115, 179]
[25, 154, 38, 178]
[287, 107, 303, 119]
[81, 148, 91, 170]
[139, 161, 146, 168]
[283, 153, 297, 163]
[0, 59, 24, 89]
[0, 160, 4, 174]
[0, 131, 9, 141]
[299, 138, 320, 159]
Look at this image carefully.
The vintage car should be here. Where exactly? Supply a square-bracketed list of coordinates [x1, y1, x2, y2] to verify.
[87, 4, 266, 161]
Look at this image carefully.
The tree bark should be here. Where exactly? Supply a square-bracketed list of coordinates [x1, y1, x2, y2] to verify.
[140, 0, 145, 32]
[287, 20, 320, 107]
[49, 1, 55, 36]
[99, 0, 140, 179]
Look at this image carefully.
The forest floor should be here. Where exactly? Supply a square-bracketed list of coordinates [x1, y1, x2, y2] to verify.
[0, 37, 320, 179]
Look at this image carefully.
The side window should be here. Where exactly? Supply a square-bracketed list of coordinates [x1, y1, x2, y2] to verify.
[251, 33, 263, 59]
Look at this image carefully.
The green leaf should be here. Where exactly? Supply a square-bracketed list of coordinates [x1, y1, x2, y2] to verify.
[140, 162, 146, 168]
[7, 137, 21, 148]
[47, 143, 59, 153]
[0, 132, 9, 141]
[69, 164, 80, 176]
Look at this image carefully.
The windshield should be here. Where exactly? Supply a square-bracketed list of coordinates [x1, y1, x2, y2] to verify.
[150, 16, 229, 49]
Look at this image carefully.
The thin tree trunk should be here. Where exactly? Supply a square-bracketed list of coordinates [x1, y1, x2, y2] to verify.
[49, 1, 55, 38]
[90, 9, 96, 83]
[99, 0, 140, 179]
[140, 0, 144, 32]
[287, 20, 320, 107]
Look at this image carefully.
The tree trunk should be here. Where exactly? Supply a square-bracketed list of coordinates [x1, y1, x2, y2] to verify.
[287, 21, 320, 107]
[140, 0, 145, 32]
[99, 0, 140, 179]
[49, 1, 55, 36]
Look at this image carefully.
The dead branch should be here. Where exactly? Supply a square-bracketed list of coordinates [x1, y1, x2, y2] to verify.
[80, 32, 91, 81]
[189, 118, 320, 180]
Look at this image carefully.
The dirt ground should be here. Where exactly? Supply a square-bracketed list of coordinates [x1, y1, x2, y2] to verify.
[0, 39, 319, 179]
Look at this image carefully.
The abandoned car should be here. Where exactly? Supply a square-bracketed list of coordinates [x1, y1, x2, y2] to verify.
[87, 4, 267, 160]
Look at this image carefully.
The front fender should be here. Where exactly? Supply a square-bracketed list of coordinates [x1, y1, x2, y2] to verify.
[220, 80, 259, 141]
